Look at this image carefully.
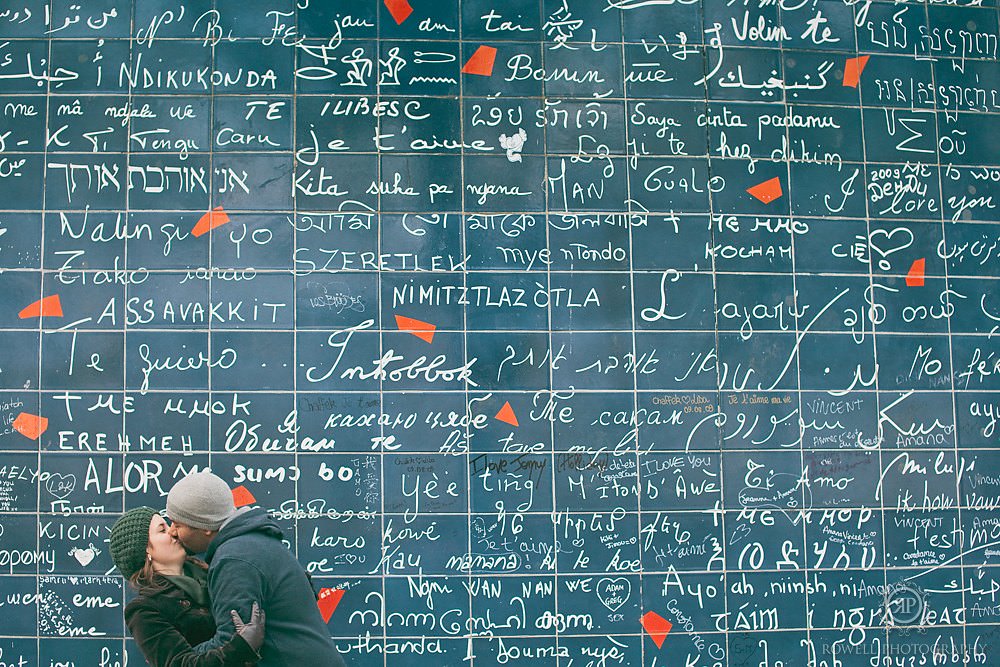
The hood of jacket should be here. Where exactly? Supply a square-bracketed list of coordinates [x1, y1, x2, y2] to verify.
[205, 507, 283, 562]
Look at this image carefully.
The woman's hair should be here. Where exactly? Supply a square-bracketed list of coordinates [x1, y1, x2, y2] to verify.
[127, 552, 208, 595]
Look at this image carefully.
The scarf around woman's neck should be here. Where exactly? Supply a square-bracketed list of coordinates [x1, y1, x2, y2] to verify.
[162, 561, 209, 607]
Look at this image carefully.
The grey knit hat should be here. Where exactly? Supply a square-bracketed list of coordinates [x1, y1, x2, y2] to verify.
[110, 506, 158, 579]
[166, 470, 235, 531]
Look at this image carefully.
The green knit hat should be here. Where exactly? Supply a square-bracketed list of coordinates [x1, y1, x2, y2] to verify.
[110, 507, 158, 579]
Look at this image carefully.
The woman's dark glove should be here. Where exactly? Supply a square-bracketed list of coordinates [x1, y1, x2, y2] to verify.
[231, 602, 265, 652]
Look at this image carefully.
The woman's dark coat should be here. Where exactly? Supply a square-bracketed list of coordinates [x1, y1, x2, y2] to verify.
[124, 578, 258, 667]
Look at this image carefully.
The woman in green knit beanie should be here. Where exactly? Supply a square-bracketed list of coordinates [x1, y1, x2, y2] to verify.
[110, 507, 265, 667]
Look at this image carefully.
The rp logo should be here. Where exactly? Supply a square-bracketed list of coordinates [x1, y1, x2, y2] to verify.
[884, 581, 926, 626]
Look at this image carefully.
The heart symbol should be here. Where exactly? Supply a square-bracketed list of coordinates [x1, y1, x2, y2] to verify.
[73, 548, 95, 566]
[45, 473, 76, 499]
[729, 522, 751, 546]
[868, 227, 914, 270]
[231, 485, 256, 508]
[641, 611, 673, 649]
[596, 577, 631, 612]
[317, 588, 345, 623]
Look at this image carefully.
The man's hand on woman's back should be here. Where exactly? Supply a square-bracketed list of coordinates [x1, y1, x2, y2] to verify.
[231, 602, 265, 653]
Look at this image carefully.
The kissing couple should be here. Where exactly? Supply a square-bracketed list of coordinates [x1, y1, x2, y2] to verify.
[109, 470, 346, 666]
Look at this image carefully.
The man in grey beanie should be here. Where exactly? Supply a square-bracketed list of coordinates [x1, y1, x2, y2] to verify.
[167, 470, 345, 667]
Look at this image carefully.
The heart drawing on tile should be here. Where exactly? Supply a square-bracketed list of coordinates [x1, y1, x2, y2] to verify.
[596, 577, 631, 613]
[44, 473, 76, 499]
[730, 522, 752, 546]
[72, 547, 95, 567]
[868, 227, 914, 271]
